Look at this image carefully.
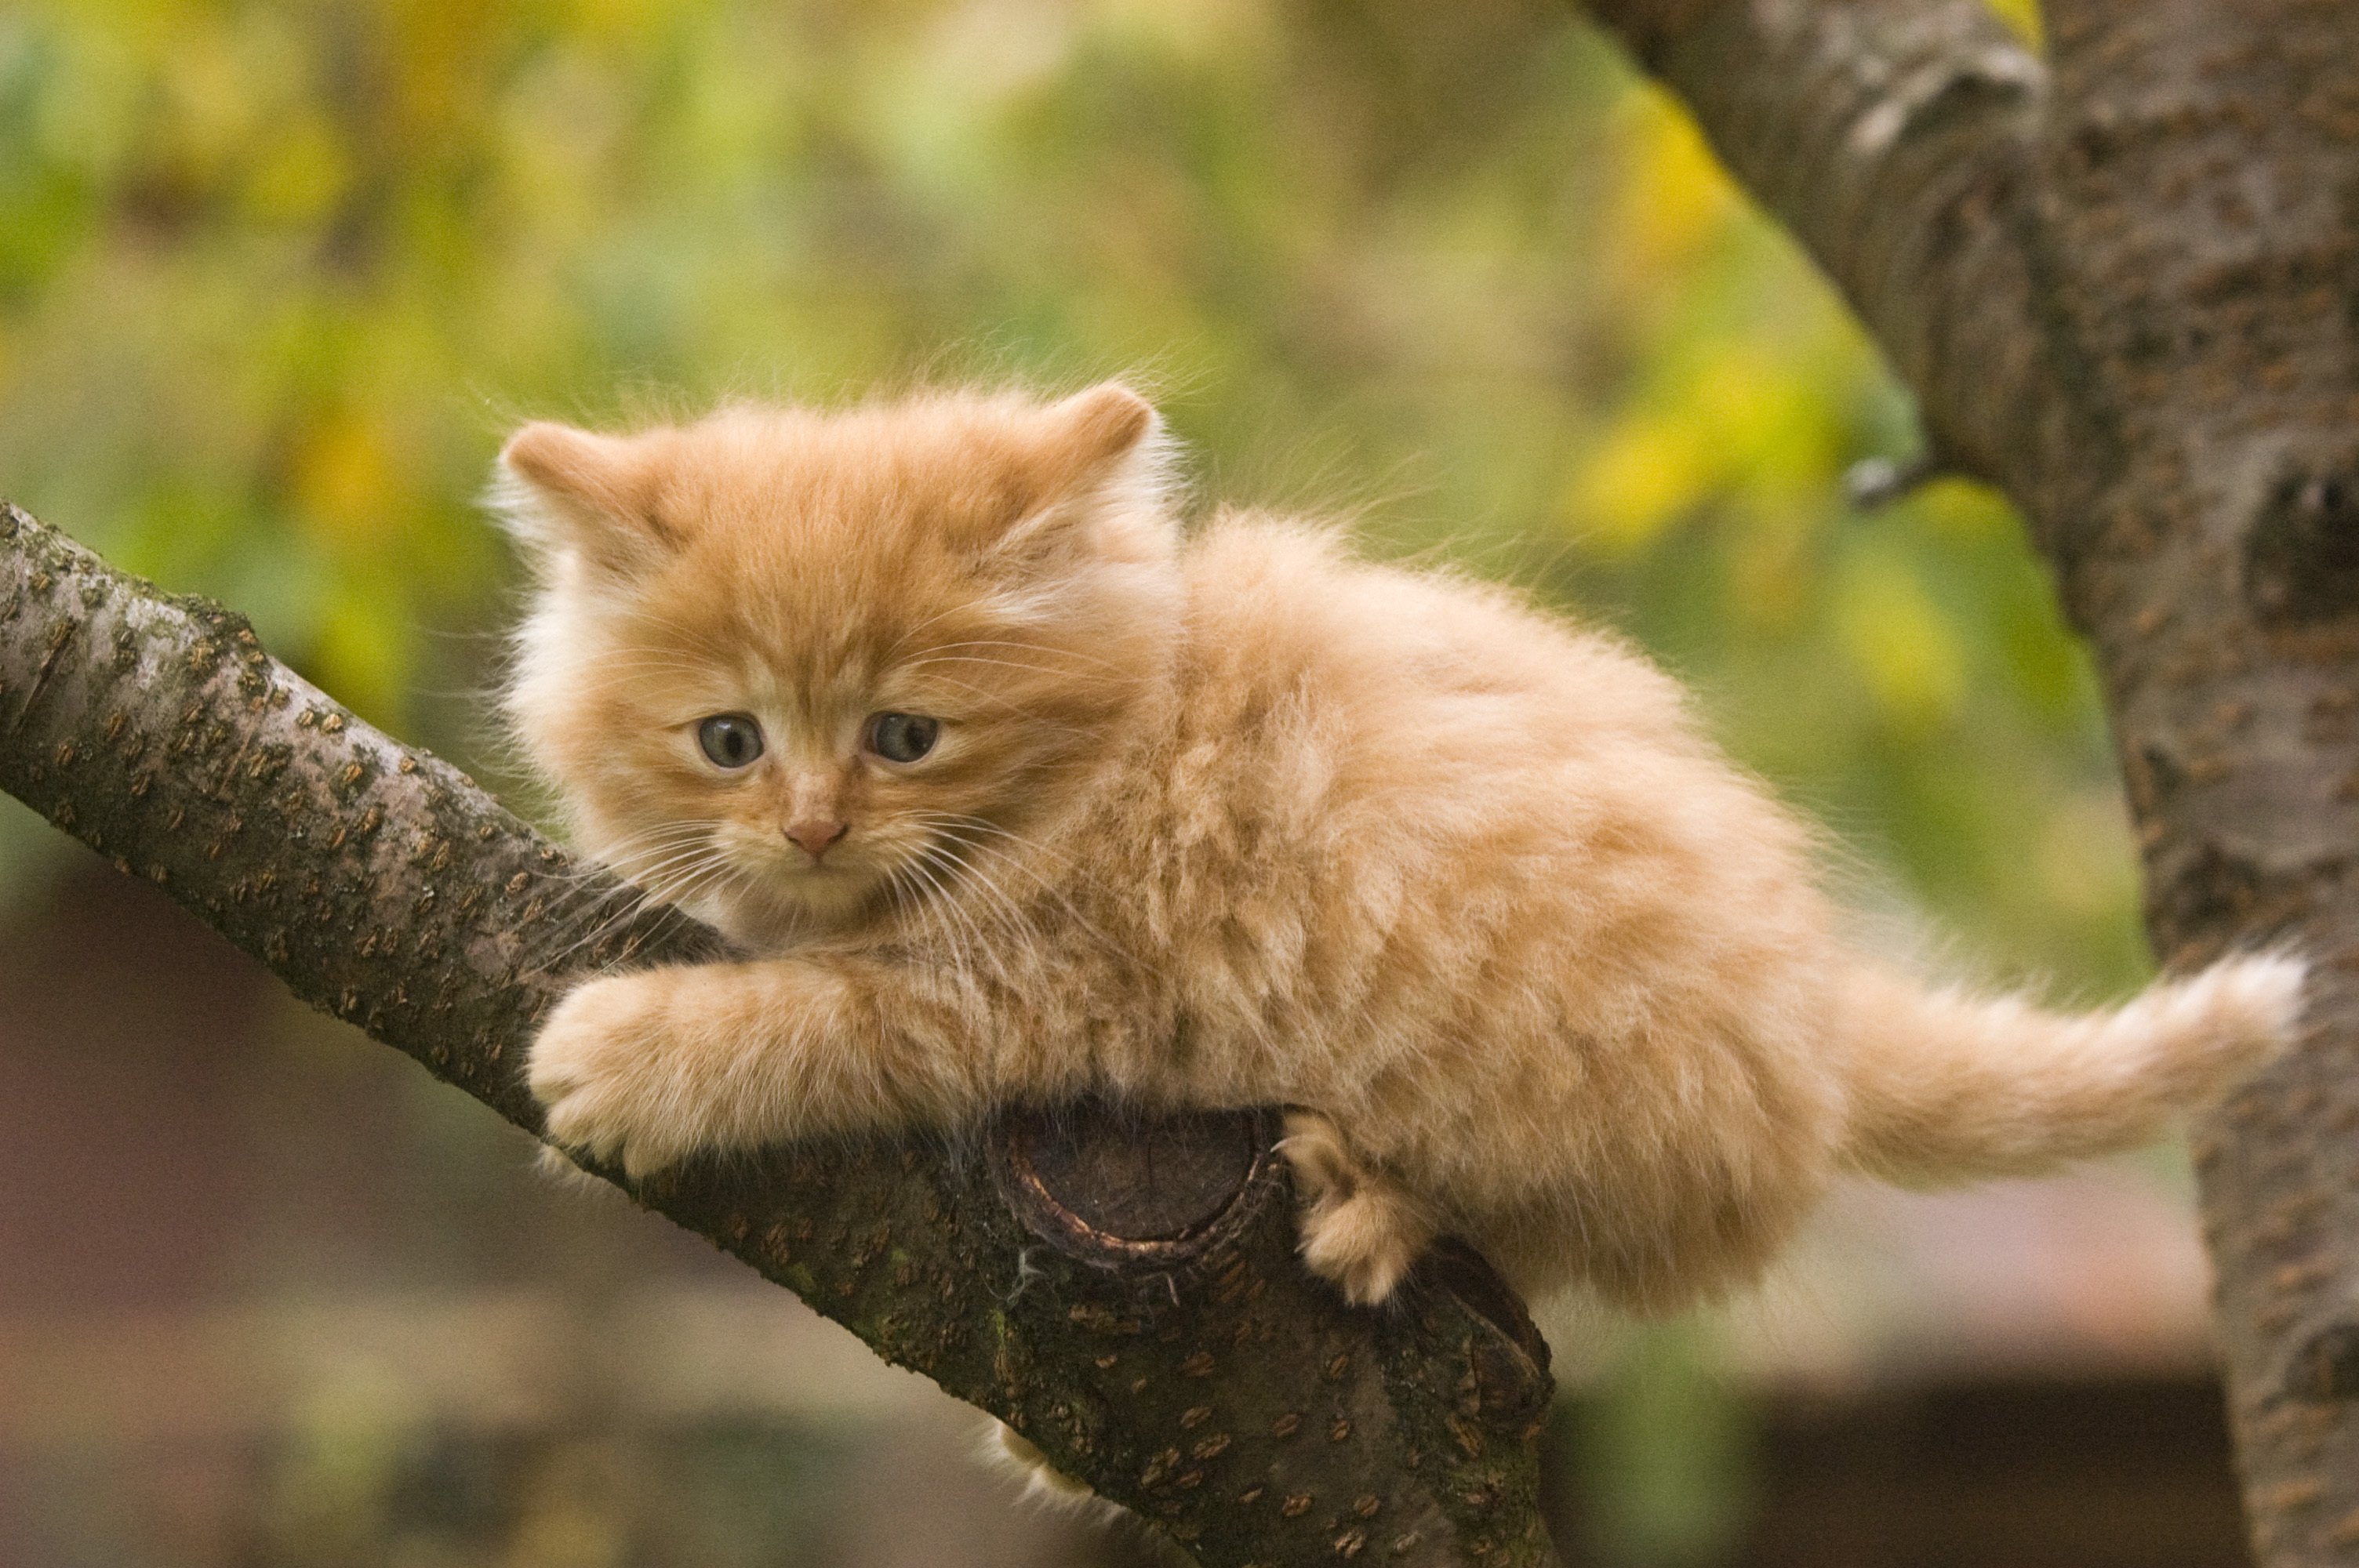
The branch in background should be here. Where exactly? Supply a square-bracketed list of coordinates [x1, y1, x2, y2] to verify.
[0, 500, 1557, 1568]
[1583, 0, 2056, 505]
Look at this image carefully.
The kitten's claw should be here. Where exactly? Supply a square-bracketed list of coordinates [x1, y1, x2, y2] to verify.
[1281, 1110, 1434, 1307]
[528, 973, 707, 1177]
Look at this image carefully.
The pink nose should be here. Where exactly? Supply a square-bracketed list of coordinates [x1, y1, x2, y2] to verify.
[785, 818, 847, 860]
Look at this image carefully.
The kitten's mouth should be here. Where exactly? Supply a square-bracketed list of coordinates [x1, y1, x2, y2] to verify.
[697, 857, 883, 945]
[798, 853, 903, 903]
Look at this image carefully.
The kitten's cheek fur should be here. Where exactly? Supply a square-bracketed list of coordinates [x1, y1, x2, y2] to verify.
[529, 974, 709, 1177]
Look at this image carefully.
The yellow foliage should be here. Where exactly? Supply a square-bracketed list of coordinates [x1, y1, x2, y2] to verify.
[1566, 413, 1712, 555]
[1565, 343, 1845, 559]
[241, 111, 351, 223]
[1834, 543, 1966, 731]
[291, 412, 409, 554]
[1725, 499, 1816, 633]
[1984, 0, 2043, 45]
[1610, 88, 1736, 280]
[310, 590, 413, 732]
[1910, 475, 2016, 543]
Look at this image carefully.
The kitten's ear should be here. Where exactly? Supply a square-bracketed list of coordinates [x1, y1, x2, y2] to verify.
[1054, 381, 1158, 477]
[496, 421, 676, 575]
[991, 382, 1172, 567]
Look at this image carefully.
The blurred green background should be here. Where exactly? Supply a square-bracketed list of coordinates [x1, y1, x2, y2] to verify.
[0, 0, 2122, 992]
[4, 3, 2250, 1568]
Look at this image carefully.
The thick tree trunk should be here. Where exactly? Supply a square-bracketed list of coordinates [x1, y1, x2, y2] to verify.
[1581, 0, 2359, 1558]
[0, 501, 1557, 1567]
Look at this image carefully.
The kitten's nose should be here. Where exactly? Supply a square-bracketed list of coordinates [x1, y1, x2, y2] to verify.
[785, 818, 848, 861]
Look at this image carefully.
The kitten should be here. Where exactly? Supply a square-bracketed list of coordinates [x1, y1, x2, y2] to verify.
[496, 382, 2303, 1316]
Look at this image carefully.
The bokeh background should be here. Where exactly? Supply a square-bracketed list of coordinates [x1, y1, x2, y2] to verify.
[0, 1, 2254, 1564]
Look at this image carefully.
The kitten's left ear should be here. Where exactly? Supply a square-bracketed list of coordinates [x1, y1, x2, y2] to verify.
[495, 420, 677, 577]
[993, 382, 1174, 566]
[1055, 381, 1159, 476]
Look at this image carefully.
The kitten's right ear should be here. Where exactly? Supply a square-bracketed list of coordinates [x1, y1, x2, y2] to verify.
[496, 421, 674, 575]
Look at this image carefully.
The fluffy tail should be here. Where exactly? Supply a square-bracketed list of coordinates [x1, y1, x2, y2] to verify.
[1837, 953, 2306, 1183]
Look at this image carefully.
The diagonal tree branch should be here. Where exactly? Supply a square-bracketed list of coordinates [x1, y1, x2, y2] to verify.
[1585, 0, 2056, 501]
[0, 500, 1558, 1568]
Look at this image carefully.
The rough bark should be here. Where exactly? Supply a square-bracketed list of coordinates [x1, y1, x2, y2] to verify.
[0, 501, 1557, 1568]
[1579, 0, 2359, 1558]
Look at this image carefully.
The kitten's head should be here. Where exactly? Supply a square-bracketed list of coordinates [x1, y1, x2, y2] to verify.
[496, 383, 1179, 946]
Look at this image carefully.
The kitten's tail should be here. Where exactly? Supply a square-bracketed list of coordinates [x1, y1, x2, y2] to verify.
[1835, 953, 2306, 1183]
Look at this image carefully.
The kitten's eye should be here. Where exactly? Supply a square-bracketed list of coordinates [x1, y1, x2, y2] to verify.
[697, 713, 765, 769]
[866, 711, 940, 764]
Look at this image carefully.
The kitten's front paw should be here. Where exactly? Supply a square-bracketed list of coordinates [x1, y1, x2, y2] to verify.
[1281, 1111, 1434, 1308]
[529, 973, 708, 1178]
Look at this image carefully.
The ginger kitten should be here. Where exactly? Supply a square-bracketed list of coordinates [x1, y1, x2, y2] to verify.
[496, 382, 2302, 1316]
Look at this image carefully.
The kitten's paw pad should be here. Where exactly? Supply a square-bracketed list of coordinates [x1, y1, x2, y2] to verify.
[528, 974, 703, 1178]
[1297, 1191, 1425, 1306]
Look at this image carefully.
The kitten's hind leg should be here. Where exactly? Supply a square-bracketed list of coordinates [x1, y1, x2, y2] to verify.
[1281, 1110, 1434, 1306]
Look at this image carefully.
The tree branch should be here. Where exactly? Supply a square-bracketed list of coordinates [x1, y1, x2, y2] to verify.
[0, 500, 1558, 1568]
[1583, 0, 2056, 499]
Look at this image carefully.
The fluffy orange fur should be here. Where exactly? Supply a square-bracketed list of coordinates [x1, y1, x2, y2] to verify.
[497, 383, 2303, 1316]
